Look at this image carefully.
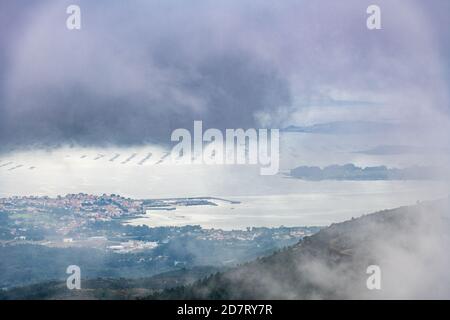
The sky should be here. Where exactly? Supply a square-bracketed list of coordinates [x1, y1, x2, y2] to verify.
[2, 1, 450, 297]
[0, 0, 449, 152]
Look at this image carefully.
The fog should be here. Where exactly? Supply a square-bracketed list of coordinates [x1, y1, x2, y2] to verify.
[1, 0, 450, 299]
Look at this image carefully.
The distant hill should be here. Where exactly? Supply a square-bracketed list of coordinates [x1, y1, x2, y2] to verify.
[290, 164, 441, 181]
[355, 145, 450, 155]
[282, 121, 396, 134]
[149, 198, 450, 299]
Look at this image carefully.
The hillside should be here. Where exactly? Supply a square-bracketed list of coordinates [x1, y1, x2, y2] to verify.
[150, 197, 450, 299]
[0, 266, 221, 300]
[3, 198, 449, 300]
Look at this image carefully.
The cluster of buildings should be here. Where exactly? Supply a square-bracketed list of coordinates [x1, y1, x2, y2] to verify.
[0, 194, 146, 240]
[0, 193, 144, 219]
[1, 194, 319, 253]
[180, 226, 314, 242]
[108, 240, 159, 253]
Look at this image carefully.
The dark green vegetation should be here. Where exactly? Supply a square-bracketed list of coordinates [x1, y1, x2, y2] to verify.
[0, 267, 220, 300]
[0, 225, 317, 289]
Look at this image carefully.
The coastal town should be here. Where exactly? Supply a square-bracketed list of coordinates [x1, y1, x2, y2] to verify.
[0, 194, 320, 254]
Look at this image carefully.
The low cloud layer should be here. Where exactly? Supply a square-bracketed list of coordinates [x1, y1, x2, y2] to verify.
[0, 0, 449, 151]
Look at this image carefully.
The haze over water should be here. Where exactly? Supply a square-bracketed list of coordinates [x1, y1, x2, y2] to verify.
[1, 139, 448, 229]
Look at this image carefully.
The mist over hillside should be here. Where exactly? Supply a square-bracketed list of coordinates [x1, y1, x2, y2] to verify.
[151, 198, 450, 299]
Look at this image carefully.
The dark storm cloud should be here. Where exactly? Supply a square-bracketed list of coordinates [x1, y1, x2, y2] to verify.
[0, 0, 294, 150]
[4, 52, 290, 147]
[0, 0, 449, 151]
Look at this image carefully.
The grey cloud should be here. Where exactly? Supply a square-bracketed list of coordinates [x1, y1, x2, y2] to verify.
[0, 0, 449, 151]
[1, 0, 295, 150]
